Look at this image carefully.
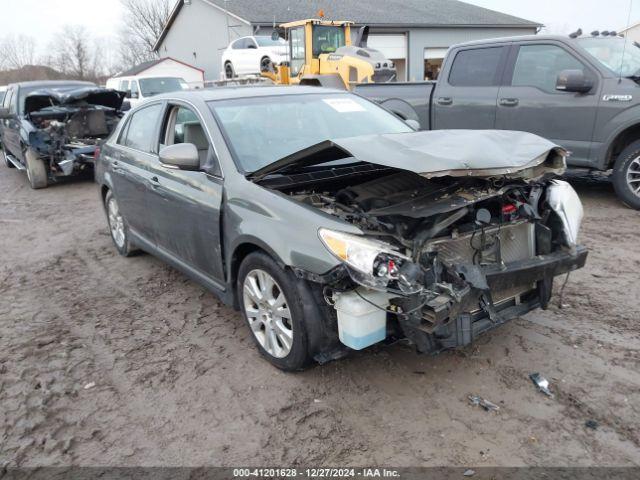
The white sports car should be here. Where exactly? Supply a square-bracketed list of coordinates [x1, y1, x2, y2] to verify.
[221, 35, 289, 78]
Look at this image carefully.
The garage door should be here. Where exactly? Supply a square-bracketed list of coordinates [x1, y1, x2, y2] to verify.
[424, 47, 449, 59]
[368, 34, 407, 59]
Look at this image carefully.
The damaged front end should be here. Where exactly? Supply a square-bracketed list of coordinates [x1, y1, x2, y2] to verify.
[257, 131, 588, 354]
[25, 87, 126, 177]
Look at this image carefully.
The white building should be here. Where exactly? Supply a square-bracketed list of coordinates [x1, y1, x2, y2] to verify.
[108, 57, 205, 89]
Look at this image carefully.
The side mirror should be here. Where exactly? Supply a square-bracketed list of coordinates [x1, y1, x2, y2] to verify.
[556, 69, 593, 93]
[405, 119, 420, 130]
[159, 143, 200, 171]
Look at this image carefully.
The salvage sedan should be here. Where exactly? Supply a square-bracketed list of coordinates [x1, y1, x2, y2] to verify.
[95, 86, 587, 370]
[0, 81, 126, 189]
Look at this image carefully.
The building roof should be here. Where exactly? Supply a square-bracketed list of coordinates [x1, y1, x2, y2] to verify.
[155, 0, 540, 50]
[113, 57, 204, 78]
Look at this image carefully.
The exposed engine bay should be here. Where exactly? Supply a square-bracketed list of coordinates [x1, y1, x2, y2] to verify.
[25, 87, 126, 177]
[260, 149, 587, 355]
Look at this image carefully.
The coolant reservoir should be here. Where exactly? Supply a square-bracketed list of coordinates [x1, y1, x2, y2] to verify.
[334, 289, 391, 350]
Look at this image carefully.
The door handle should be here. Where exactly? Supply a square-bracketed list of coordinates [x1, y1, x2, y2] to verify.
[437, 97, 453, 106]
[151, 176, 159, 183]
[499, 98, 519, 107]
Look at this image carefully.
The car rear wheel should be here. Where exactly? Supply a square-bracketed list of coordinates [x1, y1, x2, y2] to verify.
[238, 252, 314, 370]
[104, 190, 136, 256]
[225, 62, 235, 79]
[260, 56, 273, 73]
[612, 140, 640, 210]
[25, 149, 48, 189]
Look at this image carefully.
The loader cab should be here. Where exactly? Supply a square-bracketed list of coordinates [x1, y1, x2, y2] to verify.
[282, 19, 352, 78]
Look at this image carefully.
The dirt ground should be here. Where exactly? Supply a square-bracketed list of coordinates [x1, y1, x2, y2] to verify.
[1, 156, 639, 468]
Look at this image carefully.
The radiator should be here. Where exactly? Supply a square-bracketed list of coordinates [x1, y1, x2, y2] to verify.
[424, 221, 536, 266]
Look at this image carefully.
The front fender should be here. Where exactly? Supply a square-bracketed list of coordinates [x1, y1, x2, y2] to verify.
[223, 178, 360, 280]
[596, 104, 640, 168]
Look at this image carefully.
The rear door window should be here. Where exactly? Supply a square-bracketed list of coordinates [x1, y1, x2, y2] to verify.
[448, 47, 505, 86]
[120, 103, 163, 153]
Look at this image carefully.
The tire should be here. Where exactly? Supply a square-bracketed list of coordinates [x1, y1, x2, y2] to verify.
[237, 251, 316, 371]
[260, 56, 273, 73]
[25, 149, 48, 189]
[612, 140, 640, 209]
[224, 62, 235, 79]
[104, 190, 137, 257]
[2, 144, 15, 168]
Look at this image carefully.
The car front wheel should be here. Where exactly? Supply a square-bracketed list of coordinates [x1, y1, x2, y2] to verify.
[104, 190, 137, 256]
[25, 149, 48, 189]
[612, 140, 640, 209]
[238, 252, 314, 370]
[225, 62, 235, 79]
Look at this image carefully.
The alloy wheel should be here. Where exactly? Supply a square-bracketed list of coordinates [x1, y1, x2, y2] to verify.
[107, 197, 126, 248]
[242, 269, 293, 358]
[627, 156, 640, 198]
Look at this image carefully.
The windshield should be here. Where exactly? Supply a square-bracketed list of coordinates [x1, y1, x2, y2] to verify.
[138, 77, 188, 96]
[255, 36, 287, 47]
[312, 25, 346, 57]
[209, 93, 412, 173]
[577, 36, 640, 76]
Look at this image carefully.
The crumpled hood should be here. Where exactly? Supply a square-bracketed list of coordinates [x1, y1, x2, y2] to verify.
[250, 130, 566, 181]
[25, 87, 126, 114]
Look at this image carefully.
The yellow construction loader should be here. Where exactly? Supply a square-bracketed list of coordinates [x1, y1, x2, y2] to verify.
[261, 19, 397, 90]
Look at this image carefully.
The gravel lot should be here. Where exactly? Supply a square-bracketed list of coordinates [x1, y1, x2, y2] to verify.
[1, 155, 639, 468]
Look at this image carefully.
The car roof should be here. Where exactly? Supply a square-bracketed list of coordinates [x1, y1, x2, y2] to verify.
[151, 85, 347, 102]
[7, 80, 96, 89]
[453, 34, 577, 48]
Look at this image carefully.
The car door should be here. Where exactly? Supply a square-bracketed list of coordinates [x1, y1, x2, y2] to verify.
[145, 102, 225, 285]
[110, 102, 164, 239]
[432, 45, 509, 130]
[244, 37, 260, 73]
[495, 42, 599, 165]
[2, 87, 22, 160]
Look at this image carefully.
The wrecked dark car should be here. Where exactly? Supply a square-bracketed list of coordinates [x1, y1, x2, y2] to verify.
[0, 81, 126, 189]
[95, 87, 587, 371]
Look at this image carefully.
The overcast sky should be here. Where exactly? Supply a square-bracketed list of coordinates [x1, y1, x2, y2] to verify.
[1, 0, 640, 54]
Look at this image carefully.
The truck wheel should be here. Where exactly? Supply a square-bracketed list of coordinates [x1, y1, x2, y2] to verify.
[104, 190, 137, 257]
[612, 140, 640, 209]
[25, 149, 48, 189]
[237, 252, 315, 371]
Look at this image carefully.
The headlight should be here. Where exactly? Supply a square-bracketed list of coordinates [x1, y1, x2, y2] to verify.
[546, 180, 583, 246]
[319, 228, 415, 290]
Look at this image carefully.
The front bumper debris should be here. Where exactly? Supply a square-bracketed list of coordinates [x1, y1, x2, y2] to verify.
[396, 246, 588, 354]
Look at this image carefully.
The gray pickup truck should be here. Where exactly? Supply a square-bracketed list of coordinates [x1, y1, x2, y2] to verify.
[355, 34, 640, 209]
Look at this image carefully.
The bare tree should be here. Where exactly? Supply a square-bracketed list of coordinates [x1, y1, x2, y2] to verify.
[48, 25, 102, 80]
[0, 34, 37, 70]
[119, 0, 172, 68]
